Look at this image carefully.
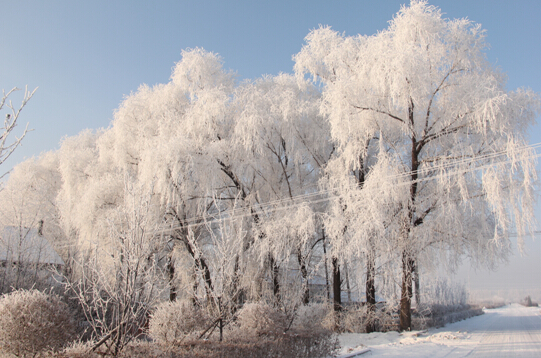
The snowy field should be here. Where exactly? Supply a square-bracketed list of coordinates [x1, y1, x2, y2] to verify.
[337, 304, 541, 357]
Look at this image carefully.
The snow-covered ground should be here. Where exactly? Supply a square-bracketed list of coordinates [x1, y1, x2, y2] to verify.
[337, 303, 541, 357]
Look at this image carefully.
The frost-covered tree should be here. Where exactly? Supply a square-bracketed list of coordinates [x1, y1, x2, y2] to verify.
[295, 0, 540, 330]
[109, 48, 239, 305]
[104, 54, 333, 310]
[0, 152, 63, 241]
[56, 129, 124, 254]
[232, 74, 332, 305]
[0, 151, 67, 291]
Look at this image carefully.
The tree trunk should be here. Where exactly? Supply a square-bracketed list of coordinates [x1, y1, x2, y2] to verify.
[297, 251, 310, 305]
[169, 211, 215, 305]
[231, 255, 245, 308]
[179, 234, 214, 302]
[270, 255, 280, 303]
[323, 231, 330, 301]
[400, 104, 419, 332]
[413, 263, 420, 309]
[167, 256, 177, 301]
[196, 255, 214, 301]
[344, 262, 352, 304]
[192, 268, 198, 306]
[332, 257, 341, 311]
[365, 252, 376, 333]
[399, 252, 414, 331]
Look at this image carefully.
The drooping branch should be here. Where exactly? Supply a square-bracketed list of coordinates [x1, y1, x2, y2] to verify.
[352, 105, 405, 123]
[0, 86, 37, 174]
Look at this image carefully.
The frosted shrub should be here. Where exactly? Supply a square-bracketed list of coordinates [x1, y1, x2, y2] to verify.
[62, 183, 167, 356]
[236, 302, 287, 336]
[311, 301, 398, 334]
[341, 306, 374, 333]
[149, 299, 209, 345]
[293, 303, 332, 331]
[342, 306, 368, 333]
[0, 289, 76, 357]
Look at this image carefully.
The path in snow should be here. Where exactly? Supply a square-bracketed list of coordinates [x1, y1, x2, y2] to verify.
[337, 303, 541, 357]
[453, 303, 541, 357]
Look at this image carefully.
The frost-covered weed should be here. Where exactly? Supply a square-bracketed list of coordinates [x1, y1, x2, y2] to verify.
[148, 299, 209, 345]
[0, 289, 76, 357]
[61, 333, 339, 358]
[60, 340, 96, 357]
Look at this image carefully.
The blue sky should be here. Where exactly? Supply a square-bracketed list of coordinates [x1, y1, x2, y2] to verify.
[1, 0, 540, 299]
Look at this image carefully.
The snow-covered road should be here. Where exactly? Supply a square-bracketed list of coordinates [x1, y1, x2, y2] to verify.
[337, 303, 541, 357]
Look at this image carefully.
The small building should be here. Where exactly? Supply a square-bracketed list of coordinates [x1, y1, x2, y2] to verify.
[0, 226, 64, 269]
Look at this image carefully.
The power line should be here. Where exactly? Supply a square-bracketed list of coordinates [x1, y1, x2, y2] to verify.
[176, 141, 541, 228]
[154, 142, 541, 234]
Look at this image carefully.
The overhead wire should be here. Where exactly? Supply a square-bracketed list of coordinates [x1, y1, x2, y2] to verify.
[175, 141, 541, 228]
[153, 142, 541, 235]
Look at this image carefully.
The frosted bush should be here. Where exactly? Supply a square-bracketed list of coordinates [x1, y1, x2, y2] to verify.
[342, 305, 380, 333]
[0, 289, 76, 357]
[342, 306, 368, 333]
[236, 302, 287, 336]
[293, 303, 332, 331]
[325, 303, 398, 333]
[149, 299, 209, 345]
[320, 308, 343, 332]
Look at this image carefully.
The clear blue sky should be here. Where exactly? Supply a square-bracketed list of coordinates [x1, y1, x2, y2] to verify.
[1, 0, 540, 300]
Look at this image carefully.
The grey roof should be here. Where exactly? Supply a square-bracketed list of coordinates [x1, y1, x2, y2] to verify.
[0, 226, 64, 265]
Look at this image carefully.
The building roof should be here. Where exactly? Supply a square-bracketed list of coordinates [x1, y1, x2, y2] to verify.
[0, 226, 64, 265]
